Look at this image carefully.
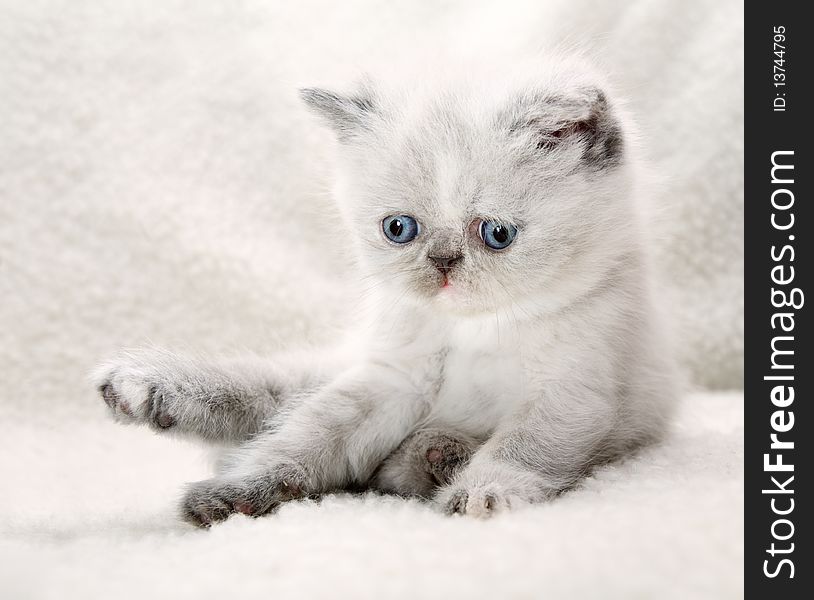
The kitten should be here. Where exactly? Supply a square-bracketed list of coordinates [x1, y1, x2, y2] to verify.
[95, 60, 676, 525]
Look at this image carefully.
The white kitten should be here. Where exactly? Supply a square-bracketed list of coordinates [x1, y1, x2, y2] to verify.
[95, 59, 676, 525]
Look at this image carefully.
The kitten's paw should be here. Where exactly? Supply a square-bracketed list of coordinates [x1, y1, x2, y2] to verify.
[93, 351, 180, 430]
[180, 479, 236, 527]
[424, 434, 473, 485]
[437, 461, 552, 517]
[372, 429, 476, 497]
[180, 469, 306, 528]
[438, 484, 518, 518]
[97, 377, 175, 429]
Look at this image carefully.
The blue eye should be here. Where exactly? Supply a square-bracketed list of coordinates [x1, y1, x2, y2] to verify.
[479, 220, 517, 250]
[382, 215, 419, 244]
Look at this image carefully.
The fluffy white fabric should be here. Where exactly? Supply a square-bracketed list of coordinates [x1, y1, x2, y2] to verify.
[0, 0, 743, 597]
[1, 391, 742, 599]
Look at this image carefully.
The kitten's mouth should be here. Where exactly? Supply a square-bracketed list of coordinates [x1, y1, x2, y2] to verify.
[425, 269, 455, 296]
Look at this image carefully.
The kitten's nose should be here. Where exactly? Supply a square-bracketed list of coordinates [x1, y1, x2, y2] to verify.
[428, 254, 462, 272]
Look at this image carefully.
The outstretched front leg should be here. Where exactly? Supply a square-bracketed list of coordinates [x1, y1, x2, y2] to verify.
[180, 361, 423, 527]
[93, 348, 338, 443]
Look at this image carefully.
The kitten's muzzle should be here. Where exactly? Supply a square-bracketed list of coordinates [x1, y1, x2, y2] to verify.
[428, 253, 462, 273]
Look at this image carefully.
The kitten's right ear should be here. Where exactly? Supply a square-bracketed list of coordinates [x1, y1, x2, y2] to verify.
[299, 86, 377, 142]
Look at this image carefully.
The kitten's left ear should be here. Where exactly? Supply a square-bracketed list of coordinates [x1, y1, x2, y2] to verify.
[507, 86, 624, 169]
[300, 83, 378, 142]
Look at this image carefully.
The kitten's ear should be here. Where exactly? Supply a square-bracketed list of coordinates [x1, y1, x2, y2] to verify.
[300, 84, 378, 142]
[507, 86, 624, 168]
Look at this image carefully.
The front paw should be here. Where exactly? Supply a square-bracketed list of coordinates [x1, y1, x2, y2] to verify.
[92, 350, 181, 430]
[437, 484, 519, 518]
[180, 469, 306, 528]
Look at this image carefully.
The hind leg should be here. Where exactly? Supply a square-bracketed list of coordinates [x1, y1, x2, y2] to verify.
[371, 428, 477, 498]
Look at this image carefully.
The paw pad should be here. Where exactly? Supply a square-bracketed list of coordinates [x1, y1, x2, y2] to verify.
[233, 501, 254, 515]
[155, 410, 174, 429]
[426, 448, 443, 464]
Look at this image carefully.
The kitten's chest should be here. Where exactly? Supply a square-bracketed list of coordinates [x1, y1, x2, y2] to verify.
[425, 319, 526, 437]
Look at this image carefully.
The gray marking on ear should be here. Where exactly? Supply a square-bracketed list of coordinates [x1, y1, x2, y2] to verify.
[299, 85, 377, 142]
[571, 89, 624, 169]
[506, 86, 624, 169]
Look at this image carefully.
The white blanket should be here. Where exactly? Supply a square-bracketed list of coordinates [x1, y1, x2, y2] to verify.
[0, 391, 743, 599]
[0, 0, 743, 597]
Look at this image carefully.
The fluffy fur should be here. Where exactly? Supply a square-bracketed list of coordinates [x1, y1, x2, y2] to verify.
[94, 60, 676, 525]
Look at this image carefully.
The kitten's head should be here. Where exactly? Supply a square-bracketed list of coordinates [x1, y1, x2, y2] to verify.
[302, 64, 639, 316]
